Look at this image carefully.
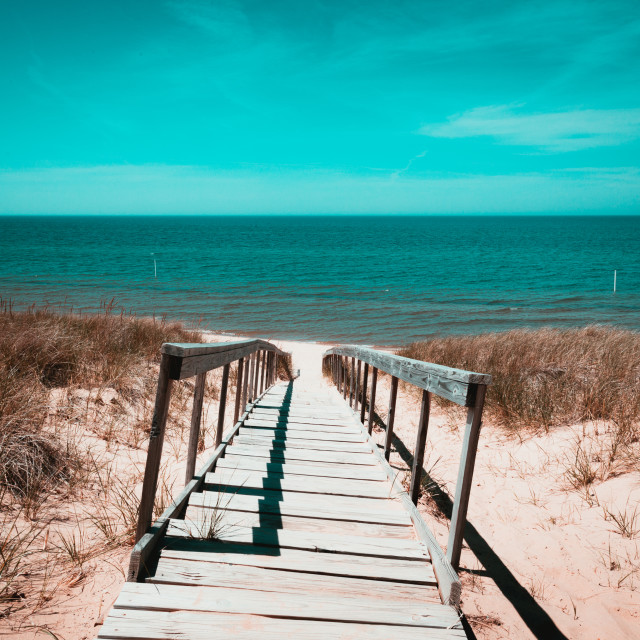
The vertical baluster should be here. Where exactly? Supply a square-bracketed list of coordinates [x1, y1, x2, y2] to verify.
[215, 363, 230, 448]
[243, 352, 253, 404]
[259, 351, 265, 394]
[349, 357, 355, 407]
[360, 362, 369, 423]
[136, 355, 173, 542]
[252, 350, 260, 399]
[234, 357, 244, 423]
[410, 390, 431, 504]
[367, 367, 378, 434]
[185, 372, 206, 485]
[447, 384, 487, 570]
[384, 376, 398, 460]
[354, 360, 361, 412]
[342, 357, 347, 400]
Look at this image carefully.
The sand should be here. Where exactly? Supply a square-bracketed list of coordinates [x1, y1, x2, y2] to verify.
[6, 334, 640, 639]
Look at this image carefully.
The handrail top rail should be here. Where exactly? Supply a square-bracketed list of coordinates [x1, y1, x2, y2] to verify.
[162, 339, 287, 359]
[324, 344, 491, 385]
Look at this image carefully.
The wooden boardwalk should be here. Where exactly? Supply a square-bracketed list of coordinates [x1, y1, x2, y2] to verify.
[99, 380, 466, 639]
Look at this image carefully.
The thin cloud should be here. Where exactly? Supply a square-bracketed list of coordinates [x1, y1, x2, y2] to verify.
[419, 106, 640, 152]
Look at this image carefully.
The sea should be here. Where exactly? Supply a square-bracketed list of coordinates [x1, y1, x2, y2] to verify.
[0, 215, 638, 346]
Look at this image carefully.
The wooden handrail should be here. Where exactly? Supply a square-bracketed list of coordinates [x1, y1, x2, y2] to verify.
[323, 346, 491, 575]
[135, 339, 290, 545]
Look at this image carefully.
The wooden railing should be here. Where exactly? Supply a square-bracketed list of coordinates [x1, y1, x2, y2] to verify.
[323, 346, 491, 575]
[129, 339, 289, 581]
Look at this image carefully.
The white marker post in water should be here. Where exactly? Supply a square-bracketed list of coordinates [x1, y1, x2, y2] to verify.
[614, 269, 617, 294]
[151, 253, 157, 278]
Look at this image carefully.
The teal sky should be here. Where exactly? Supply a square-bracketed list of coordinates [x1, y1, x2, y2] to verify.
[1, 0, 640, 214]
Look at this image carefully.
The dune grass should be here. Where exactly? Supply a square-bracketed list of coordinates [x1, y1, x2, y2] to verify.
[0, 301, 202, 507]
[397, 326, 640, 433]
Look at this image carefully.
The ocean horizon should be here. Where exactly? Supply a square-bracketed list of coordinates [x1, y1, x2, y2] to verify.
[1, 214, 638, 346]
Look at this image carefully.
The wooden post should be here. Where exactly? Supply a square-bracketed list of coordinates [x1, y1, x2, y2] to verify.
[343, 357, 347, 400]
[185, 372, 206, 485]
[337, 356, 342, 392]
[360, 362, 369, 423]
[367, 367, 378, 434]
[233, 358, 244, 424]
[260, 350, 267, 394]
[243, 352, 253, 405]
[252, 351, 260, 400]
[215, 363, 230, 448]
[136, 355, 173, 542]
[447, 384, 487, 570]
[354, 360, 362, 412]
[349, 357, 355, 407]
[274, 354, 278, 382]
[410, 390, 431, 504]
[384, 376, 398, 461]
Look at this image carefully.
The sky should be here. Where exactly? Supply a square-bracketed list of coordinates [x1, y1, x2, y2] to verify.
[1, 0, 639, 214]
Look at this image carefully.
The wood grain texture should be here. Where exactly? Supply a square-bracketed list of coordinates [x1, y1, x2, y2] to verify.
[216, 456, 387, 481]
[368, 366, 378, 434]
[185, 372, 206, 485]
[214, 363, 230, 448]
[189, 490, 411, 526]
[384, 376, 398, 461]
[99, 609, 465, 640]
[166, 520, 427, 560]
[112, 582, 460, 629]
[324, 345, 490, 406]
[410, 390, 431, 505]
[203, 469, 393, 499]
[159, 540, 436, 584]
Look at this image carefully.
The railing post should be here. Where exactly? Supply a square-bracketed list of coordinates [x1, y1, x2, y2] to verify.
[252, 351, 260, 400]
[136, 354, 173, 542]
[360, 362, 369, 423]
[447, 384, 487, 570]
[384, 376, 398, 461]
[349, 357, 355, 407]
[367, 367, 378, 434]
[215, 363, 230, 448]
[410, 390, 431, 504]
[243, 353, 253, 404]
[185, 372, 206, 485]
[260, 350, 267, 394]
[354, 360, 362, 412]
[343, 357, 347, 400]
[234, 357, 244, 424]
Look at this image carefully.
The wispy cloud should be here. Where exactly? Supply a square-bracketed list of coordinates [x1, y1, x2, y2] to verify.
[2, 164, 639, 214]
[419, 105, 640, 152]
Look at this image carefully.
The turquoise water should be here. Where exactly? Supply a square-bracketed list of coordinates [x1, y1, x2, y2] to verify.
[0, 215, 638, 345]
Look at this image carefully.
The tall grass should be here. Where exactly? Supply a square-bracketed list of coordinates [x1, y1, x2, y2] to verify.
[398, 326, 640, 432]
[0, 302, 202, 506]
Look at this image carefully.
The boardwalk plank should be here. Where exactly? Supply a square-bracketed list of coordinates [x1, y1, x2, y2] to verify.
[167, 519, 427, 559]
[112, 582, 461, 629]
[99, 609, 465, 640]
[216, 455, 387, 481]
[159, 540, 436, 584]
[184, 505, 413, 538]
[225, 444, 377, 465]
[204, 469, 395, 498]
[151, 557, 434, 599]
[190, 489, 411, 525]
[232, 435, 371, 453]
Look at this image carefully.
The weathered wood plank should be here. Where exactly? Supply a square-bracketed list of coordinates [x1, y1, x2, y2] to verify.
[410, 389, 431, 504]
[324, 345, 491, 406]
[384, 376, 398, 461]
[167, 520, 427, 560]
[111, 582, 460, 629]
[99, 609, 465, 640]
[151, 556, 432, 598]
[216, 456, 387, 481]
[159, 539, 436, 584]
[203, 469, 393, 499]
[189, 490, 411, 526]
[242, 421, 365, 440]
[183, 505, 413, 538]
[224, 444, 378, 466]
[185, 371, 206, 484]
[232, 434, 370, 453]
